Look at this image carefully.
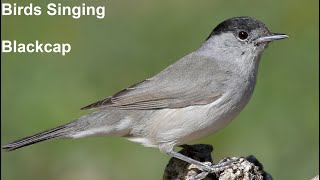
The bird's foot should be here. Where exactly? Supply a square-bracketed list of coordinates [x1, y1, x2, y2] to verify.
[195, 158, 237, 173]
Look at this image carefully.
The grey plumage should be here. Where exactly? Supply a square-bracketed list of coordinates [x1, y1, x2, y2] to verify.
[82, 53, 226, 110]
[3, 16, 288, 172]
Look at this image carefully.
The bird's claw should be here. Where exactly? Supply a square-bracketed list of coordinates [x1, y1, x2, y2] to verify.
[197, 158, 237, 173]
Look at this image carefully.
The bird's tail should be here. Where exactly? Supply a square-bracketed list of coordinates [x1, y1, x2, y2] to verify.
[2, 123, 75, 152]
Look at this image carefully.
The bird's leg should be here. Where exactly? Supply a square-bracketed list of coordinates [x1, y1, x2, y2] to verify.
[166, 150, 235, 173]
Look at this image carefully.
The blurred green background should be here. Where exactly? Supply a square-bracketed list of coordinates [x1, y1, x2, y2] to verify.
[1, 0, 318, 179]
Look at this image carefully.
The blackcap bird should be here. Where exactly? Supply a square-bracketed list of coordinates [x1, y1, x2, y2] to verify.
[3, 16, 288, 173]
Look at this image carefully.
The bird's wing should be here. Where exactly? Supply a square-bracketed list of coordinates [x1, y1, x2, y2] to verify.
[81, 53, 228, 110]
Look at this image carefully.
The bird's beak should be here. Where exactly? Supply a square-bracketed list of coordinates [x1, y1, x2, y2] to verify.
[256, 33, 289, 44]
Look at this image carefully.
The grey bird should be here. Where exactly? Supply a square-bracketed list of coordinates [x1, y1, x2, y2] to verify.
[2, 16, 288, 172]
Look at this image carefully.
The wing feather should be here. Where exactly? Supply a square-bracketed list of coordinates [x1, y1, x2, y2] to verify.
[81, 53, 228, 110]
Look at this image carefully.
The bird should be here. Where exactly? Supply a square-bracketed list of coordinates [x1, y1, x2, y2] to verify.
[2, 16, 288, 173]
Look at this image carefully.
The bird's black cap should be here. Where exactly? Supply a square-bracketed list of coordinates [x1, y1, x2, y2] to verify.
[206, 16, 270, 40]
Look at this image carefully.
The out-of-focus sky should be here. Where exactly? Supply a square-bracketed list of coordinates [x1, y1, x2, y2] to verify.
[1, 0, 318, 179]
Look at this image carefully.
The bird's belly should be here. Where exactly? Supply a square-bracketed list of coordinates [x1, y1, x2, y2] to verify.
[130, 94, 244, 147]
[128, 83, 255, 148]
[178, 83, 255, 145]
[175, 97, 245, 145]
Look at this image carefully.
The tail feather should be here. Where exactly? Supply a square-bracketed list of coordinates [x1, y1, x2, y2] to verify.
[2, 124, 75, 152]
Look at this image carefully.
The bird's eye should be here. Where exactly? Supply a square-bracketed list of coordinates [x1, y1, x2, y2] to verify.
[238, 31, 248, 40]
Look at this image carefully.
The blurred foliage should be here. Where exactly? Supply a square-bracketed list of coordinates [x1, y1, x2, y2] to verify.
[1, 0, 318, 180]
